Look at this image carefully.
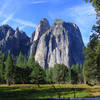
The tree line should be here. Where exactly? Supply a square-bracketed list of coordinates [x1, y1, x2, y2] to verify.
[0, 51, 84, 86]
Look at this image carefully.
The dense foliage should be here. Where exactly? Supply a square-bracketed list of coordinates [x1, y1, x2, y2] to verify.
[83, 0, 100, 85]
[0, 50, 84, 85]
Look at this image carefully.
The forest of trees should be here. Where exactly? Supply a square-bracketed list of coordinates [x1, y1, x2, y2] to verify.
[0, 51, 84, 86]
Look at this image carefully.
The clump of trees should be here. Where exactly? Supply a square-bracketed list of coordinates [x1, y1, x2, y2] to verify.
[0, 52, 45, 86]
[0, 50, 85, 86]
[30, 61, 46, 87]
[83, 0, 100, 85]
[83, 34, 100, 85]
[53, 64, 68, 84]
[46, 64, 84, 84]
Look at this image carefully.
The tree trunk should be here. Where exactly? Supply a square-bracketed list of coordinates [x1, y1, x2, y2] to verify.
[6, 78, 10, 86]
[83, 77, 86, 84]
[22, 80, 25, 84]
[37, 83, 40, 88]
[74, 88, 76, 98]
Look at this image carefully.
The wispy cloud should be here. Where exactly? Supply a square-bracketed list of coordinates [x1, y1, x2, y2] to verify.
[0, 0, 36, 30]
[32, 0, 48, 4]
[13, 18, 36, 28]
[68, 4, 96, 25]
[0, 1, 11, 16]
[0, 0, 15, 24]
[19, 25, 26, 30]
[0, 6, 36, 30]
[0, 13, 36, 30]
[48, 3, 96, 45]
[1, 14, 14, 25]
[68, 4, 96, 45]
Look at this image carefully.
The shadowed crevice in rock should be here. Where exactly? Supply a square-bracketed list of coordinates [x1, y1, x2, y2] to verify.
[34, 19, 84, 68]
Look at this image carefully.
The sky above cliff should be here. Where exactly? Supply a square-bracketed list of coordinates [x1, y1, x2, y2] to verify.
[0, 0, 97, 45]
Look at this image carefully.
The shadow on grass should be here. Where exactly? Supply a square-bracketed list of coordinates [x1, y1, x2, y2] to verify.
[0, 86, 88, 100]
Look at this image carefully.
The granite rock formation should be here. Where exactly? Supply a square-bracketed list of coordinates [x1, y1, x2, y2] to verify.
[30, 18, 50, 55]
[33, 19, 84, 68]
[0, 25, 30, 56]
[0, 18, 84, 68]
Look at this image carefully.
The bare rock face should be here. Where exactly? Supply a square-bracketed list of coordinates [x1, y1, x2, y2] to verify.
[34, 20, 84, 68]
[0, 19, 84, 68]
[0, 25, 14, 40]
[30, 18, 50, 55]
[0, 25, 30, 56]
[33, 18, 50, 41]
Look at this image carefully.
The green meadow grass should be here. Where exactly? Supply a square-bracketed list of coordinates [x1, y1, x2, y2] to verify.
[0, 84, 100, 100]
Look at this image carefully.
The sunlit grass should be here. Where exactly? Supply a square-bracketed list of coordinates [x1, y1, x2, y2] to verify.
[0, 84, 100, 100]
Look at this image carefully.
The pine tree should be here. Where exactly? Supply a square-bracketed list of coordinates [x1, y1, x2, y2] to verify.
[23, 57, 27, 68]
[27, 53, 35, 68]
[53, 64, 68, 84]
[85, 0, 100, 12]
[16, 52, 24, 68]
[46, 68, 53, 83]
[5, 54, 15, 85]
[30, 61, 45, 87]
[83, 34, 99, 85]
[85, 0, 100, 35]
[15, 66, 31, 84]
[0, 50, 5, 83]
[71, 64, 83, 84]
[84, 0, 100, 85]
[95, 43, 100, 83]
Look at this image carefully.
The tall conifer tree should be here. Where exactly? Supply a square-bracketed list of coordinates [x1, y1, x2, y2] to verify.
[5, 54, 15, 85]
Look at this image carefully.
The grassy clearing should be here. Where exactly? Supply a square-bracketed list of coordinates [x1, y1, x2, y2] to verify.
[0, 84, 100, 100]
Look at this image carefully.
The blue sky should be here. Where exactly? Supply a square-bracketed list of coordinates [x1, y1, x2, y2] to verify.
[0, 0, 97, 45]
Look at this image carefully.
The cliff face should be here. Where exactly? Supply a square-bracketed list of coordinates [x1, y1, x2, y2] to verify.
[0, 18, 84, 68]
[0, 25, 30, 56]
[30, 18, 50, 55]
[33, 19, 84, 68]
[32, 18, 50, 41]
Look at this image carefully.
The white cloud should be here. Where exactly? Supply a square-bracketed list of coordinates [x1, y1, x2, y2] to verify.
[0, 0, 15, 24]
[19, 25, 26, 30]
[0, 0, 36, 30]
[1, 14, 14, 25]
[0, 0, 15, 16]
[48, 3, 96, 45]
[32, 0, 48, 4]
[13, 18, 36, 28]
[0, 13, 36, 30]
[0, 1, 10, 16]
[68, 4, 96, 25]
[68, 4, 96, 45]
[0, 2, 36, 29]
[49, 3, 96, 23]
